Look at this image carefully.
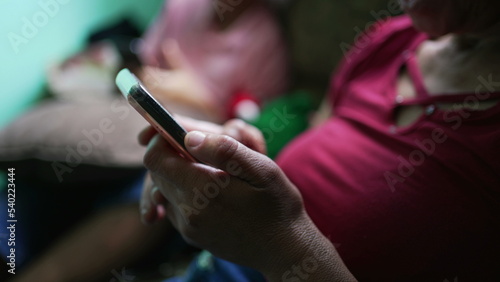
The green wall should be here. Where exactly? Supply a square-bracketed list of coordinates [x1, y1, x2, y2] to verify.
[0, 0, 164, 129]
[0, 0, 164, 188]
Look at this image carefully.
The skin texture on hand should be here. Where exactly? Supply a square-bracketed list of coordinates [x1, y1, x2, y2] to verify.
[144, 130, 305, 267]
[138, 117, 355, 280]
[139, 117, 266, 224]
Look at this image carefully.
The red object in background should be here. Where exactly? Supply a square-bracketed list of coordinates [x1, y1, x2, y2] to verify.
[227, 90, 261, 121]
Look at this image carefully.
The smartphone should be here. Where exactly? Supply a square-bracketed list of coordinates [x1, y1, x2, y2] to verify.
[115, 68, 196, 162]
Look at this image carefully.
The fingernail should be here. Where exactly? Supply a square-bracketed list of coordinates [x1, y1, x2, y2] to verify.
[186, 131, 206, 148]
[150, 186, 161, 205]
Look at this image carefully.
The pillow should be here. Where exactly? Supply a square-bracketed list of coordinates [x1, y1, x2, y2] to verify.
[0, 97, 148, 183]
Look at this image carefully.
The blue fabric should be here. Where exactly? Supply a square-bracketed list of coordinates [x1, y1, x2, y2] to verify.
[165, 251, 266, 282]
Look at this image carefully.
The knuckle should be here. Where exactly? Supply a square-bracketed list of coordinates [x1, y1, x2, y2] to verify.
[144, 148, 179, 184]
[256, 159, 283, 187]
[225, 119, 265, 152]
[210, 135, 239, 166]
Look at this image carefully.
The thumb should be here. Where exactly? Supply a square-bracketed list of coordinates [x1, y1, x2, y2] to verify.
[185, 131, 280, 187]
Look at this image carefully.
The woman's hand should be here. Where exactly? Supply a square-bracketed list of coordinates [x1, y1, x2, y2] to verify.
[139, 116, 266, 155]
[138, 40, 223, 122]
[138, 117, 356, 281]
[142, 130, 307, 270]
[139, 117, 266, 224]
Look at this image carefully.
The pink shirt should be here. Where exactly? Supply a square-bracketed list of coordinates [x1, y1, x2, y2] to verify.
[140, 0, 288, 109]
[277, 16, 500, 280]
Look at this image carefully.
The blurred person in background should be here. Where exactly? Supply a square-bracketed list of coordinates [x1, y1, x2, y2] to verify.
[138, 0, 289, 122]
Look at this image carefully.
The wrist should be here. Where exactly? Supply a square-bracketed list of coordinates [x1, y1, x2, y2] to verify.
[259, 214, 356, 282]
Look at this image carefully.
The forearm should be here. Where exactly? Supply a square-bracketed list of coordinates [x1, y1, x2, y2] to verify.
[260, 215, 357, 282]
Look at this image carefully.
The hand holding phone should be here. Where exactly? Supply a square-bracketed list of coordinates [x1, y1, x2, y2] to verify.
[115, 68, 197, 162]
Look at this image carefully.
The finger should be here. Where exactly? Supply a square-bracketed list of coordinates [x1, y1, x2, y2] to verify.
[149, 168, 199, 231]
[144, 202, 168, 225]
[174, 115, 224, 134]
[151, 186, 167, 206]
[149, 171, 183, 210]
[161, 39, 186, 70]
[184, 131, 281, 187]
[140, 173, 153, 213]
[223, 119, 267, 154]
[144, 134, 225, 202]
[164, 204, 178, 228]
[155, 203, 167, 221]
[148, 187, 168, 223]
[140, 173, 158, 224]
[139, 126, 157, 146]
[140, 171, 170, 225]
[139, 116, 224, 147]
[164, 204, 189, 243]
